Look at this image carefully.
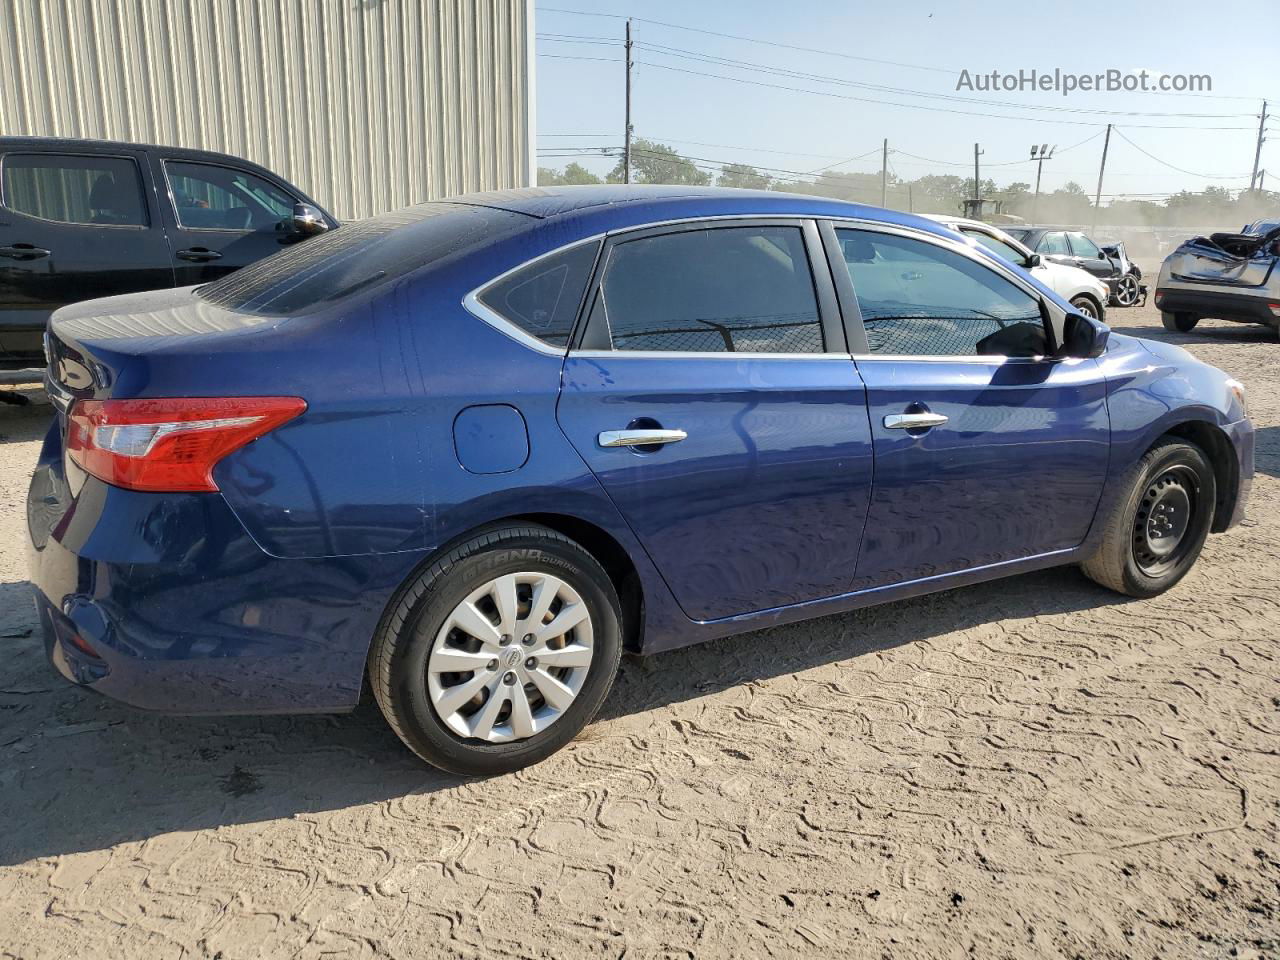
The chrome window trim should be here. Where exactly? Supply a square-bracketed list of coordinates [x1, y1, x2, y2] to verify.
[160, 157, 301, 235]
[851, 353, 1053, 364]
[462, 234, 605, 356]
[570, 350, 852, 360]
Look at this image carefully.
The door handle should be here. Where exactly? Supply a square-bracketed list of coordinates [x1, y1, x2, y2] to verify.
[598, 428, 688, 448]
[884, 412, 948, 430]
[176, 247, 223, 262]
[0, 244, 51, 260]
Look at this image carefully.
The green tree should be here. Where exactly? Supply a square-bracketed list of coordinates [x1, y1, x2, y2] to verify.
[560, 162, 602, 185]
[607, 139, 711, 185]
[717, 162, 772, 190]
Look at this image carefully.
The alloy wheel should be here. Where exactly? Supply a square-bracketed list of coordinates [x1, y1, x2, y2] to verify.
[426, 572, 594, 743]
[1115, 274, 1140, 307]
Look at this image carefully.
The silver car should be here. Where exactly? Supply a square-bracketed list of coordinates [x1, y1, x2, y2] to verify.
[1155, 220, 1280, 337]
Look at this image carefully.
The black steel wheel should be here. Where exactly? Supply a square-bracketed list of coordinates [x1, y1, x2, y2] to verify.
[1081, 439, 1215, 598]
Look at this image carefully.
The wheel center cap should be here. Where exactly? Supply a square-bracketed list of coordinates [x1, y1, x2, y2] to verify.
[502, 647, 524, 669]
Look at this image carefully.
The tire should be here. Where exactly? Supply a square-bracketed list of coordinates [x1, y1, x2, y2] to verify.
[1080, 439, 1216, 598]
[368, 523, 623, 776]
[1161, 311, 1198, 332]
[1114, 274, 1141, 308]
[1070, 295, 1100, 319]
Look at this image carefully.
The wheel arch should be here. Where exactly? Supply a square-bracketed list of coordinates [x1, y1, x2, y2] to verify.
[369, 512, 647, 664]
[1069, 290, 1104, 317]
[1156, 419, 1239, 534]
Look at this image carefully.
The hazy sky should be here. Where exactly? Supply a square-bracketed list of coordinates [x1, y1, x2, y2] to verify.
[534, 0, 1278, 201]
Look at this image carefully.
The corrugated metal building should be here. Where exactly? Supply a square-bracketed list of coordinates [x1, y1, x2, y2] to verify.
[0, 0, 535, 221]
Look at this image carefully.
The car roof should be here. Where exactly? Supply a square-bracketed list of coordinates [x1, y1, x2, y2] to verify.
[449, 184, 956, 238]
[0, 135, 274, 168]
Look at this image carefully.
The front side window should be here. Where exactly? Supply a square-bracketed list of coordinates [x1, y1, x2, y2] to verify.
[166, 161, 298, 231]
[477, 242, 599, 347]
[595, 225, 824, 354]
[961, 228, 1027, 266]
[1068, 232, 1102, 258]
[1, 153, 146, 226]
[836, 229, 1047, 357]
[1039, 232, 1071, 256]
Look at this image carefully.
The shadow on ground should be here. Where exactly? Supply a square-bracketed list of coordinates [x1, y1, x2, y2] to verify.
[0, 563, 1131, 866]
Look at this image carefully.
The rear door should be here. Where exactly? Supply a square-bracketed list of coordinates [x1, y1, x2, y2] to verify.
[828, 223, 1110, 590]
[1036, 231, 1076, 269]
[150, 156, 305, 285]
[554, 219, 875, 622]
[0, 148, 173, 362]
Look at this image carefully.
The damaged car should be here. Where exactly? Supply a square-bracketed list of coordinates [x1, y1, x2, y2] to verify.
[1155, 221, 1280, 336]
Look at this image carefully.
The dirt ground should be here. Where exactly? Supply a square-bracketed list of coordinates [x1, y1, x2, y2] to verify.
[2, 280, 1279, 959]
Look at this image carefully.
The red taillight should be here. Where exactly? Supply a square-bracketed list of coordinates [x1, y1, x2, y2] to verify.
[1269, 303, 1280, 317]
[67, 396, 306, 492]
[1154, 290, 1164, 305]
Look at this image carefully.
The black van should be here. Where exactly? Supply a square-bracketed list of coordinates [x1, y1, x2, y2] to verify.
[0, 136, 336, 371]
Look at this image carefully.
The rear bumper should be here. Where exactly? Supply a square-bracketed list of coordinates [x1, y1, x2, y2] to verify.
[26, 422, 421, 714]
[1156, 286, 1278, 325]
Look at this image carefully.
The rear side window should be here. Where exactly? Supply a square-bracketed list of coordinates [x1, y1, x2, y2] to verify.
[594, 226, 824, 353]
[1039, 232, 1070, 255]
[477, 242, 598, 347]
[197, 202, 529, 316]
[1, 153, 147, 226]
[166, 160, 297, 231]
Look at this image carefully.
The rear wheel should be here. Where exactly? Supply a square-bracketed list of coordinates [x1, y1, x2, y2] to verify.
[1070, 295, 1100, 319]
[1161, 311, 1198, 332]
[1080, 440, 1215, 598]
[369, 524, 622, 776]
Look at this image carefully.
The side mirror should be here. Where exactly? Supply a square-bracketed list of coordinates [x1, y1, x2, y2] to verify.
[288, 203, 329, 238]
[1024, 253, 1042, 268]
[1057, 311, 1109, 359]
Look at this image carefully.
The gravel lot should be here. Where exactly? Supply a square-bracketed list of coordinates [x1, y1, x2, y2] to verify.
[2, 283, 1279, 959]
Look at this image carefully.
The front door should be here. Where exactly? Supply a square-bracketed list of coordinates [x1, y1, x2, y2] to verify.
[831, 225, 1110, 590]
[151, 156, 304, 285]
[1067, 232, 1116, 282]
[556, 220, 875, 622]
[0, 149, 173, 362]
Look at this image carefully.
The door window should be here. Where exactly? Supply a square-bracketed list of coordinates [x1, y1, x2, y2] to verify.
[1039, 232, 1071, 256]
[165, 161, 297, 231]
[0, 153, 147, 226]
[960, 227, 1028, 265]
[835, 229, 1047, 357]
[1067, 232, 1103, 258]
[477, 242, 599, 347]
[593, 225, 824, 353]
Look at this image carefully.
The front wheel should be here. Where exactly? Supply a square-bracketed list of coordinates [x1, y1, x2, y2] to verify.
[1070, 295, 1100, 319]
[1114, 274, 1141, 307]
[1161, 311, 1198, 332]
[368, 524, 623, 776]
[1080, 439, 1216, 598]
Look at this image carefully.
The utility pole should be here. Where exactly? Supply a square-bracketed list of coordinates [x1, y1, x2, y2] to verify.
[1092, 123, 1112, 234]
[623, 19, 633, 185]
[1251, 100, 1268, 194]
[880, 138, 888, 207]
[973, 142, 982, 216]
[1030, 143, 1053, 225]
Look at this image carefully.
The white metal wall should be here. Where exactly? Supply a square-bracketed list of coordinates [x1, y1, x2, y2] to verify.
[0, 0, 534, 220]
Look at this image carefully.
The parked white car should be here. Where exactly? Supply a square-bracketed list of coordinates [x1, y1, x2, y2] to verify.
[926, 215, 1109, 320]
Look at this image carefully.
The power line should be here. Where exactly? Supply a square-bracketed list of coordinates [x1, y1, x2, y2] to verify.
[629, 40, 1255, 120]
[539, 6, 956, 74]
[1111, 127, 1252, 179]
[630, 60, 1261, 130]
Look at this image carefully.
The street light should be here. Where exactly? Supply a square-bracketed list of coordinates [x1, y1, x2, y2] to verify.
[1030, 144, 1055, 225]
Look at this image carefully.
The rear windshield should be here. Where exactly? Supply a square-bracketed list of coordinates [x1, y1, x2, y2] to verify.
[196, 202, 529, 316]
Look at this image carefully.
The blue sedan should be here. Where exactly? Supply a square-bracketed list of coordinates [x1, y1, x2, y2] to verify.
[27, 187, 1254, 775]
